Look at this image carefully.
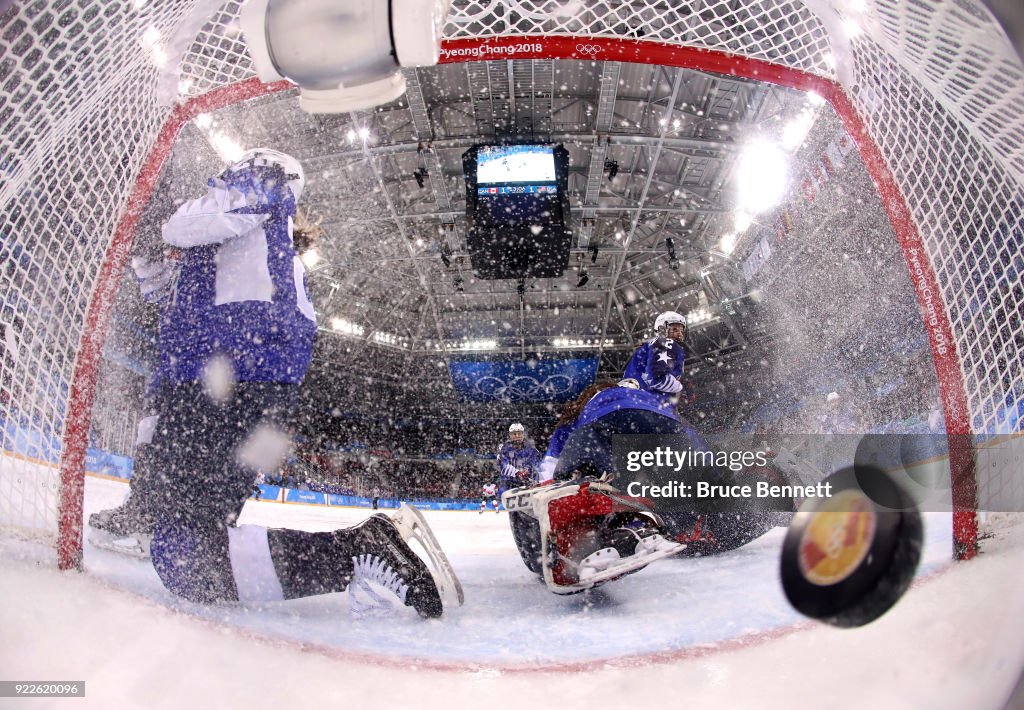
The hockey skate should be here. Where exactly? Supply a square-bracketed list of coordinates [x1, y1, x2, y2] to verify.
[575, 512, 684, 585]
[529, 480, 687, 594]
[348, 503, 463, 618]
[87, 501, 154, 560]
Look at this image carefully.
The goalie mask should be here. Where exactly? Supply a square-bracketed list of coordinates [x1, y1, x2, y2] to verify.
[216, 148, 306, 202]
[655, 311, 687, 342]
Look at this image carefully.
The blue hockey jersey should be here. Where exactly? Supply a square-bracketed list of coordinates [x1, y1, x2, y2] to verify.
[157, 164, 316, 385]
[541, 385, 708, 478]
[541, 386, 682, 477]
[576, 386, 680, 428]
[496, 440, 542, 486]
[623, 337, 686, 398]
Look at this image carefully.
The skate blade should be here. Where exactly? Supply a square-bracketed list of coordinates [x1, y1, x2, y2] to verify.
[88, 530, 152, 560]
[390, 503, 464, 607]
[577, 536, 686, 586]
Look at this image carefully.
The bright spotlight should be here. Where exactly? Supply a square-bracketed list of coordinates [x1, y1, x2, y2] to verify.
[720, 233, 737, 255]
[782, 109, 815, 151]
[736, 140, 788, 214]
[734, 212, 752, 233]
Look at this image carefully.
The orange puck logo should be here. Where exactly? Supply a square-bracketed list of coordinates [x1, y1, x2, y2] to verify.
[798, 490, 876, 586]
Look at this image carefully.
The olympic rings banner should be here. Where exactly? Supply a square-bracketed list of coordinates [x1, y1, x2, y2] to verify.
[448, 357, 599, 403]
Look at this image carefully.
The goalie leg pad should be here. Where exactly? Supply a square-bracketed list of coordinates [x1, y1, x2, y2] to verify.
[500, 479, 563, 516]
[532, 481, 687, 594]
[151, 523, 238, 604]
[508, 511, 544, 575]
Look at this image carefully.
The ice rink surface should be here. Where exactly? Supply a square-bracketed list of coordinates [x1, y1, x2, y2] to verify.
[1, 475, 1023, 709]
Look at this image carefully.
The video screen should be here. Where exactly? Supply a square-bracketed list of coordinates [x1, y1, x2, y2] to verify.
[475, 192, 557, 225]
[476, 145, 556, 185]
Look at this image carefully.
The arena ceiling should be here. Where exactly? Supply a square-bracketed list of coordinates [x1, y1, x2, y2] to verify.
[128, 53, 830, 407]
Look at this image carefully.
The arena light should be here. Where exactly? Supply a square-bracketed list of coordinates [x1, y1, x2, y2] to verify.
[842, 17, 864, 39]
[734, 211, 752, 234]
[735, 140, 788, 214]
[686, 307, 714, 325]
[191, 112, 247, 162]
[782, 108, 816, 151]
[141, 25, 167, 68]
[552, 338, 606, 349]
[207, 131, 246, 162]
[719, 232, 737, 255]
[330, 317, 364, 336]
[240, 0, 452, 114]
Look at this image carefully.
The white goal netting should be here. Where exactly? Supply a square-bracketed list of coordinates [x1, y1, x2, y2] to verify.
[0, 0, 1021, 567]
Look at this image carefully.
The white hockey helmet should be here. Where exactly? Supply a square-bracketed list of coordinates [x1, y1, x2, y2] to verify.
[655, 310, 687, 336]
[228, 148, 306, 201]
[509, 423, 525, 434]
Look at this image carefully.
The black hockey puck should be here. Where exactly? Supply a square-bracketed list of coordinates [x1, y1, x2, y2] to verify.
[780, 465, 923, 628]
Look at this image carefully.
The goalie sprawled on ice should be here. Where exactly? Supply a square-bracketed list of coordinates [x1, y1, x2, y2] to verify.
[503, 380, 818, 594]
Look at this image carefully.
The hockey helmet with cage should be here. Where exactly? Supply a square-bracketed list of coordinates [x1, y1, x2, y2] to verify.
[508, 422, 526, 445]
[655, 310, 687, 337]
[224, 148, 306, 202]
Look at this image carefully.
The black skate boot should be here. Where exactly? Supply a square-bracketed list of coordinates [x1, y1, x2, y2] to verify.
[268, 505, 461, 618]
[88, 499, 155, 559]
[601, 512, 666, 558]
[347, 514, 444, 619]
[89, 502, 153, 536]
[572, 511, 682, 587]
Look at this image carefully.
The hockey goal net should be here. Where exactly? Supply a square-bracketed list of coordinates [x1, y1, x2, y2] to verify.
[0, 1, 1020, 568]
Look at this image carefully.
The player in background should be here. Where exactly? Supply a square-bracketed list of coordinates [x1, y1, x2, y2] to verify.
[106, 149, 460, 617]
[480, 481, 499, 513]
[496, 422, 541, 490]
[623, 311, 688, 404]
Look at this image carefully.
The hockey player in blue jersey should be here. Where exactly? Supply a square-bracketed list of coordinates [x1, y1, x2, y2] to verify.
[623, 311, 688, 402]
[114, 149, 460, 617]
[496, 422, 542, 489]
[505, 379, 796, 593]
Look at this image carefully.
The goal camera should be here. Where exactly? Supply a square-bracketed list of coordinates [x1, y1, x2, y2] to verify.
[241, 0, 451, 113]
